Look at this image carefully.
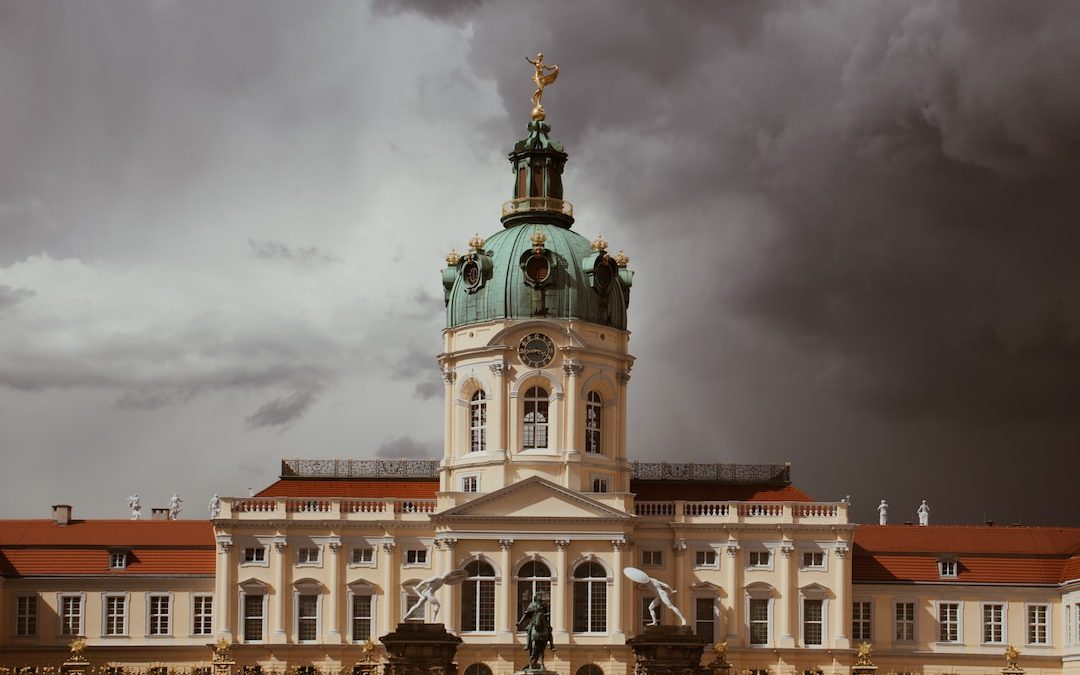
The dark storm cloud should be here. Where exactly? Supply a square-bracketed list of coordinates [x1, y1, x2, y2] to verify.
[0, 285, 34, 311]
[248, 238, 342, 265]
[375, 435, 439, 459]
[245, 386, 322, 430]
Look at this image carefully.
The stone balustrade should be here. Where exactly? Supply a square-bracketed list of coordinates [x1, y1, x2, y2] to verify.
[633, 500, 847, 524]
[221, 497, 438, 520]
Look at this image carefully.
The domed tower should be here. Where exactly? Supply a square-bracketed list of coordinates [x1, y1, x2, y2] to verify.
[437, 67, 634, 500]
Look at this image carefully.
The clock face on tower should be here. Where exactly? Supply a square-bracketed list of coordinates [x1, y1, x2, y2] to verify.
[518, 332, 555, 368]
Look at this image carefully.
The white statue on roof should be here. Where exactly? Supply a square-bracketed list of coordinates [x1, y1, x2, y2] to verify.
[877, 499, 889, 525]
[208, 494, 221, 519]
[127, 493, 142, 520]
[917, 500, 930, 526]
[169, 492, 184, 520]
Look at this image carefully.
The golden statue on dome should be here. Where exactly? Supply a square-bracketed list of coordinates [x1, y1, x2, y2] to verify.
[527, 52, 559, 120]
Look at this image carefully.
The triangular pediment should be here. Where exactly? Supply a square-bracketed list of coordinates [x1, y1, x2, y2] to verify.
[437, 476, 630, 521]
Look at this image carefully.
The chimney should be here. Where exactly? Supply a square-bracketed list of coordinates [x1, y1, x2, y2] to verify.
[51, 504, 73, 526]
[151, 507, 170, 521]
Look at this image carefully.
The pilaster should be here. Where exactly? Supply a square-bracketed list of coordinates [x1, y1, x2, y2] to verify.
[271, 536, 288, 643]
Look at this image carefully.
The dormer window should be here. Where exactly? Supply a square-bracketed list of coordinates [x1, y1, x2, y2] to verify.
[109, 551, 128, 569]
[938, 559, 958, 578]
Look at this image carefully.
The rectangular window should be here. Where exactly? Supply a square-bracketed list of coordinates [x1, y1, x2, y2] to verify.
[804, 599, 823, 646]
[1027, 604, 1049, 645]
[695, 597, 715, 641]
[462, 476, 479, 493]
[983, 603, 1004, 644]
[244, 595, 264, 642]
[104, 595, 127, 636]
[939, 560, 958, 578]
[148, 595, 171, 636]
[297, 547, 320, 565]
[591, 476, 610, 493]
[802, 551, 825, 568]
[243, 547, 266, 564]
[852, 601, 871, 640]
[895, 602, 915, 642]
[642, 549, 663, 567]
[297, 595, 319, 642]
[749, 598, 769, 645]
[352, 595, 373, 642]
[15, 596, 37, 637]
[404, 590, 424, 622]
[695, 550, 717, 567]
[60, 595, 83, 636]
[406, 548, 427, 565]
[749, 550, 771, 567]
[193, 596, 213, 636]
[351, 547, 375, 565]
[109, 552, 127, 569]
[938, 602, 960, 643]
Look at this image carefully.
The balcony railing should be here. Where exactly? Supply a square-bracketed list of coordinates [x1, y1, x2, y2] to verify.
[224, 497, 437, 520]
[501, 197, 574, 218]
[633, 500, 847, 524]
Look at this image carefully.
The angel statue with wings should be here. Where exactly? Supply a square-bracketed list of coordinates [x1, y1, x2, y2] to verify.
[527, 53, 559, 120]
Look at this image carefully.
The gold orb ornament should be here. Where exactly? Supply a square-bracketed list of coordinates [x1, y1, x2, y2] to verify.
[446, 249, 461, 266]
[468, 234, 485, 251]
[591, 234, 608, 252]
[614, 250, 630, 267]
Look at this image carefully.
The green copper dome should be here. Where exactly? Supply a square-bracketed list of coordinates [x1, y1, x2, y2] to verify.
[442, 120, 633, 330]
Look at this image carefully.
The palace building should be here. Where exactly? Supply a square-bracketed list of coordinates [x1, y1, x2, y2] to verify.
[3, 85, 1080, 675]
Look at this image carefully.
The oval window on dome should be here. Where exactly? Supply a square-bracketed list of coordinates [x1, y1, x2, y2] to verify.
[525, 254, 550, 284]
[594, 259, 613, 290]
[462, 259, 481, 291]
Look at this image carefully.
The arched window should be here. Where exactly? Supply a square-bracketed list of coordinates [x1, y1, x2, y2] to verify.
[576, 665, 604, 675]
[523, 386, 549, 449]
[461, 560, 496, 632]
[516, 560, 552, 620]
[470, 390, 486, 453]
[572, 561, 607, 633]
[585, 391, 602, 454]
[464, 666, 493, 675]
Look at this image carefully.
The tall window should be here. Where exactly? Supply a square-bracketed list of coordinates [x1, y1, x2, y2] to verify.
[585, 391, 602, 454]
[297, 595, 319, 642]
[470, 390, 486, 453]
[351, 595, 373, 642]
[193, 596, 213, 635]
[148, 595, 171, 636]
[938, 602, 960, 642]
[523, 386, 549, 449]
[804, 599, 824, 646]
[852, 601, 871, 640]
[15, 596, 37, 636]
[461, 560, 496, 632]
[895, 602, 915, 641]
[749, 598, 769, 645]
[983, 603, 1004, 643]
[244, 595, 265, 642]
[60, 595, 83, 636]
[1028, 605, 1049, 645]
[573, 561, 607, 632]
[516, 560, 552, 621]
[695, 597, 715, 640]
[104, 595, 127, 636]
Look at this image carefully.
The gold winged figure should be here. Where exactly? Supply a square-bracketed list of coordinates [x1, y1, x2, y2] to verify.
[527, 53, 559, 120]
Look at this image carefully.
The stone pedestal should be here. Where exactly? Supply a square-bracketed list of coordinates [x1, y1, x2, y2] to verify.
[515, 668, 558, 675]
[380, 623, 463, 675]
[626, 625, 710, 675]
[60, 657, 90, 675]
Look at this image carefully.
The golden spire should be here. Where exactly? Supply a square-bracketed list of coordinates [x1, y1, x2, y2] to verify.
[526, 52, 559, 121]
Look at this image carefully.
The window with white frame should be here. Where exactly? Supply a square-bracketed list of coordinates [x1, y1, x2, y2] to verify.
[585, 391, 602, 454]
[15, 596, 37, 636]
[243, 547, 266, 564]
[104, 595, 127, 636]
[695, 597, 715, 641]
[243, 594, 265, 642]
[470, 390, 486, 453]
[1027, 604, 1049, 645]
[802, 551, 825, 569]
[148, 594, 171, 636]
[405, 548, 428, 565]
[1075, 603, 1080, 644]
[803, 598, 824, 646]
[296, 546, 321, 565]
[461, 475, 479, 493]
[572, 561, 607, 633]
[895, 601, 915, 642]
[938, 559, 958, 578]
[59, 594, 83, 636]
[516, 560, 552, 622]
[351, 594, 374, 642]
[642, 549, 663, 567]
[748, 550, 771, 568]
[852, 601, 871, 640]
[694, 549, 718, 568]
[938, 602, 960, 642]
[591, 475, 610, 493]
[461, 559, 496, 632]
[297, 594, 319, 642]
[193, 595, 213, 636]
[983, 603, 1005, 644]
[749, 597, 770, 645]
[523, 386, 549, 449]
[351, 546, 375, 566]
[109, 551, 128, 569]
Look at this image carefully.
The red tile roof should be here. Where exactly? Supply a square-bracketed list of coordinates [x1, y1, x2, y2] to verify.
[0, 520, 214, 577]
[257, 479, 439, 499]
[853, 525, 1080, 585]
[630, 481, 814, 502]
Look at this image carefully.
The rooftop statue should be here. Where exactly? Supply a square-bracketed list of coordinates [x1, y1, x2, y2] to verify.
[917, 499, 930, 526]
[208, 494, 221, 519]
[169, 492, 184, 520]
[527, 52, 559, 121]
[517, 591, 555, 670]
[878, 499, 889, 525]
[127, 493, 141, 520]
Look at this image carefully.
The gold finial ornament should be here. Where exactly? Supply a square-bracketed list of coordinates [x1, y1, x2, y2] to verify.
[213, 637, 233, 662]
[526, 52, 559, 121]
[614, 250, 630, 267]
[468, 234, 485, 251]
[69, 638, 87, 655]
[446, 249, 461, 266]
[591, 234, 608, 252]
[529, 228, 547, 252]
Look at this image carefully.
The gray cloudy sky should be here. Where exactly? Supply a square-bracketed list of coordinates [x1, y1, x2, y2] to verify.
[2, 1, 1080, 526]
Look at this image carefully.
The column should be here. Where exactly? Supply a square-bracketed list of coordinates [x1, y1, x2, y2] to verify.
[441, 539, 459, 632]
[563, 363, 582, 454]
[489, 363, 507, 454]
[611, 539, 626, 640]
[380, 540, 397, 629]
[442, 367, 455, 464]
[214, 535, 234, 640]
[553, 539, 570, 640]
[325, 536, 342, 644]
[498, 539, 515, 639]
[778, 541, 795, 647]
[833, 542, 851, 648]
[272, 536, 288, 643]
[724, 539, 741, 644]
